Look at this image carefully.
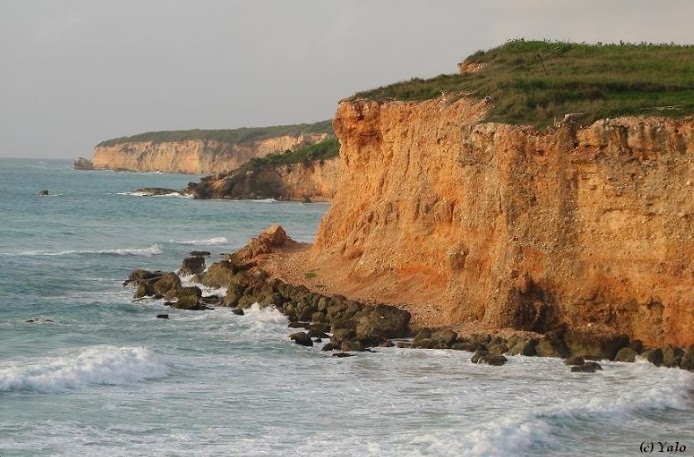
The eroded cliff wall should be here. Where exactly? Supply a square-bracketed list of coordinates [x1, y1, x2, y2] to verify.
[312, 97, 693, 347]
[187, 158, 339, 201]
[91, 134, 327, 174]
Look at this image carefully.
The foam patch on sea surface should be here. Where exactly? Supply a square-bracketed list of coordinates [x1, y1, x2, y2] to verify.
[0, 346, 170, 393]
[172, 237, 228, 246]
[0, 245, 163, 257]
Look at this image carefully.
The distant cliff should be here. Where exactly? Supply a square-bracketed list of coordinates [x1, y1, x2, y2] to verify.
[186, 158, 339, 201]
[184, 137, 340, 201]
[89, 122, 333, 174]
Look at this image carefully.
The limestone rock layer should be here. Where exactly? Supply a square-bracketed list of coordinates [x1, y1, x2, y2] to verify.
[312, 97, 693, 347]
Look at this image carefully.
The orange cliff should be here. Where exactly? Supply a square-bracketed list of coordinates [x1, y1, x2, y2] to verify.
[265, 96, 693, 348]
[91, 133, 328, 174]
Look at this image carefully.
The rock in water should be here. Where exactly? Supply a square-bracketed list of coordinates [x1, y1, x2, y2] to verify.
[73, 157, 94, 170]
[290, 332, 313, 347]
[38, 190, 49, 196]
[180, 256, 205, 275]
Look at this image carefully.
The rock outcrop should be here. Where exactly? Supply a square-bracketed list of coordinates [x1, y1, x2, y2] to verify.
[91, 133, 328, 174]
[184, 157, 339, 201]
[304, 96, 693, 348]
[73, 157, 94, 170]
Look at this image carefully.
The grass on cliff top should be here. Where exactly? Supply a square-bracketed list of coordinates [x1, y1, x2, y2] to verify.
[241, 136, 340, 171]
[97, 120, 334, 147]
[353, 39, 694, 127]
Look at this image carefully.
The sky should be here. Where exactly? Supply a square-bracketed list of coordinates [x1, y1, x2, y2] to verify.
[1, 1, 693, 159]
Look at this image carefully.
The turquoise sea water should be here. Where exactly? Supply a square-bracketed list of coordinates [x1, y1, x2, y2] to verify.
[1, 158, 692, 456]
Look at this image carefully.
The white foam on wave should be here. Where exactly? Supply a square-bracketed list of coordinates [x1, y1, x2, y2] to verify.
[243, 303, 288, 325]
[172, 237, 228, 246]
[0, 244, 163, 257]
[115, 191, 190, 198]
[251, 198, 277, 203]
[0, 346, 169, 393]
[461, 364, 694, 456]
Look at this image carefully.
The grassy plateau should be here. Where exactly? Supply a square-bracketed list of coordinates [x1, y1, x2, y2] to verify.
[353, 39, 694, 128]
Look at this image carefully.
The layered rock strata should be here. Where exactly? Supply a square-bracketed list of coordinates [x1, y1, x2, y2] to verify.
[305, 97, 693, 348]
[91, 133, 327, 174]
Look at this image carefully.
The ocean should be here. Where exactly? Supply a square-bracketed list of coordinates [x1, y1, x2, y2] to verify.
[0, 158, 692, 456]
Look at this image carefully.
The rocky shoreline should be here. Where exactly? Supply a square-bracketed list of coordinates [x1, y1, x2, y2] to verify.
[125, 226, 694, 371]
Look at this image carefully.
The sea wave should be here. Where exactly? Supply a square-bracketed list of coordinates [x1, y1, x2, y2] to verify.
[0, 346, 170, 393]
[114, 191, 191, 198]
[172, 237, 228, 246]
[251, 198, 278, 203]
[461, 364, 694, 456]
[0, 244, 162, 257]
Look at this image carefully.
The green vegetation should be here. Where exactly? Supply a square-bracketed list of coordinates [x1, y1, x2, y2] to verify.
[353, 39, 694, 127]
[241, 136, 340, 171]
[303, 271, 318, 279]
[98, 120, 333, 147]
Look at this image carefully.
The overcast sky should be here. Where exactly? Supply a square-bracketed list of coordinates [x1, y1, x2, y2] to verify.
[1, 1, 692, 159]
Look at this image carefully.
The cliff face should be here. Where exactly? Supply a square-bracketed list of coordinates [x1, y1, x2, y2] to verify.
[91, 134, 327, 174]
[311, 97, 693, 347]
[186, 158, 339, 201]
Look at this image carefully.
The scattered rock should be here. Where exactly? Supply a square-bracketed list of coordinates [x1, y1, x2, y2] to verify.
[572, 364, 597, 373]
[180, 256, 206, 275]
[508, 339, 538, 356]
[662, 345, 684, 368]
[563, 329, 629, 360]
[681, 346, 694, 371]
[333, 352, 355, 358]
[132, 187, 180, 196]
[156, 314, 169, 319]
[565, 355, 585, 366]
[290, 332, 313, 347]
[189, 250, 211, 257]
[73, 157, 94, 170]
[614, 347, 638, 363]
[471, 349, 488, 364]
[232, 308, 244, 316]
[38, 189, 49, 196]
[642, 348, 664, 367]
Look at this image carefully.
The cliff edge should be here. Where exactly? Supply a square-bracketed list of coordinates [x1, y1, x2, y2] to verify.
[263, 96, 693, 348]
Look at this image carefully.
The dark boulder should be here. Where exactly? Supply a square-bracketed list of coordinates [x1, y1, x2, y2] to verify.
[333, 352, 355, 358]
[189, 251, 211, 257]
[341, 340, 365, 352]
[614, 347, 638, 363]
[353, 304, 411, 345]
[479, 354, 508, 366]
[471, 349, 488, 364]
[289, 332, 313, 347]
[565, 355, 585, 366]
[201, 261, 237, 288]
[153, 273, 182, 297]
[180, 256, 206, 275]
[662, 345, 684, 368]
[563, 329, 629, 360]
[508, 339, 538, 356]
[536, 334, 570, 358]
[642, 348, 664, 367]
[431, 329, 458, 349]
[451, 341, 477, 351]
[572, 364, 597, 373]
[321, 343, 336, 351]
[38, 189, 49, 196]
[681, 346, 694, 371]
[232, 308, 245, 316]
[156, 314, 169, 319]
